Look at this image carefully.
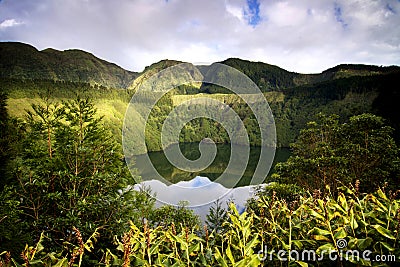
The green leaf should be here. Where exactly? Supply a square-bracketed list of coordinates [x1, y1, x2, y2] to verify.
[295, 261, 309, 267]
[309, 227, 331, 236]
[84, 243, 93, 252]
[377, 189, 389, 201]
[292, 240, 305, 249]
[356, 237, 373, 250]
[52, 258, 68, 267]
[372, 225, 395, 240]
[188, 243, 200, 254]
[316, 243, 335, 254]
[378, 241, 395, 252]
[226, 245, 235, 265]
[214, 248, 228, 267]
[245, 235, 259, 255]
[334, 227, 347, 239]
[236, 255, 261, 267]
[316, 199, 325, 212]
[328, 210, 342, 221]
[369, 195, 388, 212]
[311, 210, 326, 221]
[350, 209, 359, 230]
[28, 259, 44, 266]
[337, 193, 348, 211]
[34, 232, 45, 255]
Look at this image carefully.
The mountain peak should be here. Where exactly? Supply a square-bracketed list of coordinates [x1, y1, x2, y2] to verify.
[143, 59, 184, 72]
[1, 42, 399, 91]
[0, 42, 138, 88]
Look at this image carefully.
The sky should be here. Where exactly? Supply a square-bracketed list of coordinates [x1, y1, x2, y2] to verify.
[1, 0, 400, 73]
[136, 176, 253, 221]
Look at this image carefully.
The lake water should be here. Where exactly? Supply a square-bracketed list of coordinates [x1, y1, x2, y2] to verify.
[135, 143, 291, 186]
[133, 143, 291, 221]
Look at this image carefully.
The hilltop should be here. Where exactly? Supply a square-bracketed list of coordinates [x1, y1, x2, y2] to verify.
[0, 42, 138, 88]
[220, 58, 400, 91]
[1, 42, 400, 91]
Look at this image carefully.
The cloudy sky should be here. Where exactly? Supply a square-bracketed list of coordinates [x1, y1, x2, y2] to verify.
[1, 0, 399, 73]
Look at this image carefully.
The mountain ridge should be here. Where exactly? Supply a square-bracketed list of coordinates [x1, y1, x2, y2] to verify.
[0, 42, 138, 89]
[1, 42, 399, 91]
[219, 58, 400, 91]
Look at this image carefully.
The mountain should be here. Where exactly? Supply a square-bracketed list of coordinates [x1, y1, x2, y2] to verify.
[0, 42, 138, 88]
[220, 58, 400, 91]
[2, 42, 400, 91]
[219, 58, 298, 90]
[2, 42, 400, 146]
[128, 59, 186, 91]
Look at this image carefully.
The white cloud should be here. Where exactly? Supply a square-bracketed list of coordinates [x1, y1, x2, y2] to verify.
[135, 176, 256, 222]
[263, 1, 309, 27]
[225, 0, 246, 22]
[0, 18, 23, 29]
[0, 0, 399, 73]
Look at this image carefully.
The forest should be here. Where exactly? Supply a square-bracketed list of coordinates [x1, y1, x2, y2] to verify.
[1, 79, 399, 266]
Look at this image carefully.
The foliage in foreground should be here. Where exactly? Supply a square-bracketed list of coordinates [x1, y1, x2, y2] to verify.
[1, 186, 399, 266]
[0, 95, 201, 258]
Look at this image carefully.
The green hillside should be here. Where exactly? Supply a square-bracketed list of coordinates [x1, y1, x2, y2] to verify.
[220, 58, 298, 90]
[220, 58, 400, 91]
[4, 42, 398, 92]
[0, 42, 138, 88]
[127, 59, 202, 92]
[1, 42, 400, 149]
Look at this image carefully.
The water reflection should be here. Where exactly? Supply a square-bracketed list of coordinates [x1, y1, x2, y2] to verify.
[133, 144, 290, 220]
[135, 176, 257, 222]
[134, 143, 290, 187]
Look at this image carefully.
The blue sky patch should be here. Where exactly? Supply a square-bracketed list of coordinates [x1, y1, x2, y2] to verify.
[244, 0, 261, 27]
[386, 3, 396, 14]
[334, 2, 348, 28]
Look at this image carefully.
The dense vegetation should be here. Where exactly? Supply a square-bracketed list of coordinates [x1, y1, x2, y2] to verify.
[1, 185, 399, 266]
[1, 42, 400, 265]
[274, 113, 399, 194]
[0, 95, 199, 261]
[1, 92, 399, 265]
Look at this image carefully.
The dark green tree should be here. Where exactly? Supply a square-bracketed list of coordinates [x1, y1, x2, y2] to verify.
[274, 113, 399, 194]
[149, 201, 200, 231]
[129, 184, 156, 227]
[206, 199, 228, 234]
[0, 93, 31, 253]
[3, 96, 136, 253]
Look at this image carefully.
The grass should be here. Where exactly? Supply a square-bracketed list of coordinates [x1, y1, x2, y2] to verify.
[6, 96, 129, 144]
[172, 91, 284, 106]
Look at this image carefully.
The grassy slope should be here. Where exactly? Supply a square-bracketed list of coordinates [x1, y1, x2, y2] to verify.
[172, 92, 285, 106]
[7, 97, 128, 140]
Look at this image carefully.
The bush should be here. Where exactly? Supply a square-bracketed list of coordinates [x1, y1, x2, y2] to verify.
[2, 186, 399, 266]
